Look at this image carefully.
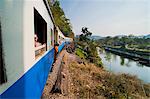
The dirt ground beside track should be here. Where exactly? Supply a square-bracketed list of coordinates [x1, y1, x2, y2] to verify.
[42, 50, 76, 99]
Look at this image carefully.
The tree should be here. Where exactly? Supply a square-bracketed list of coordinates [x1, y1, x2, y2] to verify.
[79, 27, 92, 42]
[81, 27, 92, 37]
[48, 0, 74, 38]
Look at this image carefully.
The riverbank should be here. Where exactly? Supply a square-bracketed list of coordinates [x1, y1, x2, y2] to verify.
[42, 50, 150, 99]
[98, 48, 150, 83]
[104, 46, 150, 66]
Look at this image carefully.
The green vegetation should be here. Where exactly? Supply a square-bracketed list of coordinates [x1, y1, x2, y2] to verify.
[75, 27, 103, 67]
[75, 48, 87, 59]
[97, 35, 150, 51]
[48, 0, 74, 38]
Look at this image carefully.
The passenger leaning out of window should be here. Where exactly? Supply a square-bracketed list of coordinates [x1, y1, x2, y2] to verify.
[34, 34, 42, 47]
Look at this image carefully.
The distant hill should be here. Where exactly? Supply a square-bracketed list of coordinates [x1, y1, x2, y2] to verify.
[115, 34, 150, 39]
[77, 34, 150, 40]
[90, 35, 104, 40]
[143, 34, 150, 39]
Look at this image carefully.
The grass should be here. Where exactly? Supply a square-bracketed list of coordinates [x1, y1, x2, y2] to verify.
[75, 48, 87, 59]
[68, 59, 150, 99]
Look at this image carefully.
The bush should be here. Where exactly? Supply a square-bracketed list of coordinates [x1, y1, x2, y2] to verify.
[75, 48, 87, 59]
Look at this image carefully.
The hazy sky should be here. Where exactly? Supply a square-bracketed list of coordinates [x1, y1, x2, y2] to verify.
[60, 0, 150, 36]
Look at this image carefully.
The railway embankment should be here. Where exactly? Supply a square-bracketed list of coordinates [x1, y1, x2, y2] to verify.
[42, 48, 150, 99]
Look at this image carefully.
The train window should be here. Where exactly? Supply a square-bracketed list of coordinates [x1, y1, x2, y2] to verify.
[51, 29, 53, 46]
[54, 27, 58, 44]
[34, 8, 47, 59]
[0, 20, 7, 84]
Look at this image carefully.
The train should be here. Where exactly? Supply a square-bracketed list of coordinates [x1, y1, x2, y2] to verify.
[0, 0, 72, 98]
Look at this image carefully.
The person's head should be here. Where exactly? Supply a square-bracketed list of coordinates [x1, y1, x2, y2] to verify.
[34, 34, 38, 41]
[54, 43, 58, 46]
[56, 43, 59, 46]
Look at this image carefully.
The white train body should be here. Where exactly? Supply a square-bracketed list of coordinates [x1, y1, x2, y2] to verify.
[56, 27, 65, 45]
[65, 37, 73, 42]
[56, 27, 73, 45]
[0, 0, 71, 98]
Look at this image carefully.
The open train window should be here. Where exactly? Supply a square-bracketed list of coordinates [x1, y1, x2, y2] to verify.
[34, 8, 47, 59]
[51, 29, 53, 46]
[0, 20, 7, 84]
[54, 27, 58, 44]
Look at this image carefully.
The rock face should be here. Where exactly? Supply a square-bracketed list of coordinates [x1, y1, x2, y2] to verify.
[66, 42, 75, 54]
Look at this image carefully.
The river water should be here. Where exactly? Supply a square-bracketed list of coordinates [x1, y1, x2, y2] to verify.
[98, 48, 150, 83]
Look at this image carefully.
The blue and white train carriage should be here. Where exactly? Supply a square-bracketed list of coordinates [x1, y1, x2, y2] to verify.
[0, 0, 69, 98]
[56, 26, 73, 45]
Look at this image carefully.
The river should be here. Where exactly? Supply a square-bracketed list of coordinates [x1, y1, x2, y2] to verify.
[98, 48, 150, 83]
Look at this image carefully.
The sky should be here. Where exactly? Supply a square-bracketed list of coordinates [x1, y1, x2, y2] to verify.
[59, 0, 150, 37]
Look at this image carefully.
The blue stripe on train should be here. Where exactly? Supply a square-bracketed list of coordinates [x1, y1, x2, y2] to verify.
[0, 43, 65, 99]
[58, 42, 65, 52]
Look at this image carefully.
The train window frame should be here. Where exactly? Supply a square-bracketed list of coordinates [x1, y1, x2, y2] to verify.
[34, 8, 47, 59]
[0, 19, 7, 84]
